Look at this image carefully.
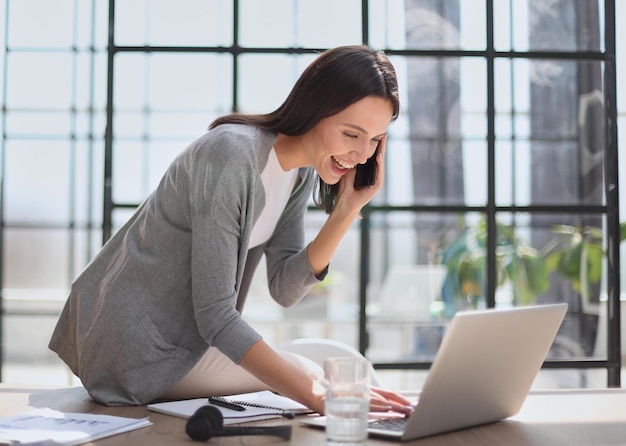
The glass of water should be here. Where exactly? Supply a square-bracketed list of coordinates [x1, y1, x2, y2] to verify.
[324, 357, 371, 445]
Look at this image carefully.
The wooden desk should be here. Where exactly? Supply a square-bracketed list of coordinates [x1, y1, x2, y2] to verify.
[1, 384, 625, 445]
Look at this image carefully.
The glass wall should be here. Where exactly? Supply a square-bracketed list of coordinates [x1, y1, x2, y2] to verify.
[0, 0, 622, 389]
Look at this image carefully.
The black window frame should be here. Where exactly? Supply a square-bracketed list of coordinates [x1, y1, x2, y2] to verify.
[96, 0, 620, 387]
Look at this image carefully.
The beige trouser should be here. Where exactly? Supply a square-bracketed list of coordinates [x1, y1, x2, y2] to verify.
[161, 346, 324, 400]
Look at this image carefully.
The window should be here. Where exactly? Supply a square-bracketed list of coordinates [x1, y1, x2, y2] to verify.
[0, 0, 621, 389]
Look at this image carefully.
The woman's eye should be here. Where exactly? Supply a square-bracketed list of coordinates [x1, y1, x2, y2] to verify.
[344, 133, 358, 139]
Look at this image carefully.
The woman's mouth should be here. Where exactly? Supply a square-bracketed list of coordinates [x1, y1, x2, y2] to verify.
[331, 156, 355, 171]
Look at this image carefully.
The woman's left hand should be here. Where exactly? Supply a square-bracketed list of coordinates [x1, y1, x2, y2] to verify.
[369, 386, 414, 414]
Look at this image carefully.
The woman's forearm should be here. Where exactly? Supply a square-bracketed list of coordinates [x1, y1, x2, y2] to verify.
[239, 339, 326, 414]
[306, 200, 361, 276]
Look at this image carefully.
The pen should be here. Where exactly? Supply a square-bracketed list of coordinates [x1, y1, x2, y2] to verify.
[208, 397, 246, 412]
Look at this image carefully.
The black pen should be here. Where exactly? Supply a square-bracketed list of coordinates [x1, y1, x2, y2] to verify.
[208, 397, 246, 412]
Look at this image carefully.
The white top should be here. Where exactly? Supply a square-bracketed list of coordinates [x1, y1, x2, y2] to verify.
[249, 148, 299, 248]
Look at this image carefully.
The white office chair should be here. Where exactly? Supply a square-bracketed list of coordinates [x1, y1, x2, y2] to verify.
[278, 337, 380, 386]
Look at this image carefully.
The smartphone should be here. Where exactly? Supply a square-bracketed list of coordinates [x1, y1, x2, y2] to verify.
[354, 143, 380, 189]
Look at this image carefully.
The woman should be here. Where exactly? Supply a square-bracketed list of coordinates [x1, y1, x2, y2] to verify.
[49, 45, 412, 415]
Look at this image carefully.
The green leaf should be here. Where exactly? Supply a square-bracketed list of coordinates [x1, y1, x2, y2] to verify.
[586, 243, 603, 285]
[557, 243, 583, 282]
[544, 252, 562, 272]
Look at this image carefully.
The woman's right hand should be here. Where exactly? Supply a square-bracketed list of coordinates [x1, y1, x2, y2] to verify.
[369, 386, 414, 414]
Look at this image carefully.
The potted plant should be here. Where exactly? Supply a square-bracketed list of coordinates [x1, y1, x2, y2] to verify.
[543, 222, 626, 302]
[440, 218, 550, 312]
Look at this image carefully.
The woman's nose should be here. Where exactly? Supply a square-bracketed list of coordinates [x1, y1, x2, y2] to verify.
[354, 153, 369, 165]
[355, 144, 374, 164]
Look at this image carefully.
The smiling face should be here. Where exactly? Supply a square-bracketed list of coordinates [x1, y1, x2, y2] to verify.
[305, 96, 394, 185]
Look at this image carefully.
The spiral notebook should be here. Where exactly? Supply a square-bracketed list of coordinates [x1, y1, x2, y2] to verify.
[147, 390, 312, 425]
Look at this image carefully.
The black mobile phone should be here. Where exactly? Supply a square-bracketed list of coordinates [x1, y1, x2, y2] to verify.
[354, 143, 380, 189]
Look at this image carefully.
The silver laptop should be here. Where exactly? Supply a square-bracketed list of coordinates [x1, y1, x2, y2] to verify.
[302, 303, 568, 441]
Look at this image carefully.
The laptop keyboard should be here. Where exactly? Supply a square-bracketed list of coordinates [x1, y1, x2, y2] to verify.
[369, 417, 409, 432]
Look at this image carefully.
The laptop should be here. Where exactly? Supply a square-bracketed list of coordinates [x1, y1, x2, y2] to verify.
[301, 303, 568, 441]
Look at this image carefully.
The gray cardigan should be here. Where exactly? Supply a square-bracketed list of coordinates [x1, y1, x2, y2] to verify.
[49, 124, 322, 405]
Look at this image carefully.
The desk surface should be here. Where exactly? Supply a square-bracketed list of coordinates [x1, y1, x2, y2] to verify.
[1, 384, 625, 445]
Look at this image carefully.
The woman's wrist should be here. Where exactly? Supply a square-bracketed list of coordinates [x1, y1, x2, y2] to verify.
[328, 198, 362, 227]
[304, 381, 327, 414]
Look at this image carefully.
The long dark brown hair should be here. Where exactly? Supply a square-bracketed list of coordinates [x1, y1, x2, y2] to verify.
[210, 45, 400, 213]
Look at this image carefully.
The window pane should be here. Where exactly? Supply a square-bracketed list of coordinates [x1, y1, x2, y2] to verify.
[6, 112, 72, 136]
[366, 210, 606, 363]
[148, 54, 232, 110]
[296, 0, 361, 47]
[113, 112, 144, 138]
[148, 112, 216, 140]
[5, 140, 71, 223]
[77, 0, 109, 50]
[381, 138, 414, 206]
[112, 140, 185, 204]
[114, 53, 232, 112]
[366, 211, 484, 362]
[112, 209, 137, 236]
[74, 140, 104, 227]
[76, 110, 107, 141]
[4, 228, 70, 289]
[113, 55, 146, 110]
[495, 0, 605, 52]
[495, 140, 529, 205]
[6, 53, 73, 108]
[147, 141, 188, 190]
[514, 212, 605, 360]
[239, 0, 361, 48]
[496, 59, 605, 206]
[4, 314, 62, 370]
[115, 0, 233, 46]
[461, 141, 488, 206]
[393, 56, 486, 206]
[367, 262, 448, 362]
[7, 0, 74, 47]
[373, 0, 486, 51]
[239, 0, 294, 47]
[112, 141, 146, 204]
[238, 54, 313, 113]
[76, 52, 108, 111]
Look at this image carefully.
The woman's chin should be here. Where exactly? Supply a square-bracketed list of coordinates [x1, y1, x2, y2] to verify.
[320, 173, 343, 186]
[320, 166, 349, 185]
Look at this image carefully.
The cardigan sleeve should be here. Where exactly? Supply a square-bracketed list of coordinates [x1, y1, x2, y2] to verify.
[181, 128, 265, 362]
[263, 166, 326, 307]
